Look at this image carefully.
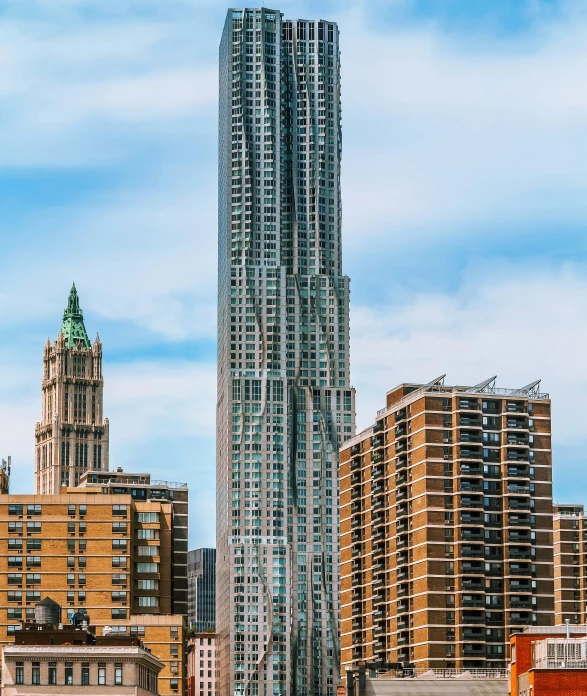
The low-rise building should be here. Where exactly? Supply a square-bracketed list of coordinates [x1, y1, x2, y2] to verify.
[511, 626, 587, 695]
[1, 620, 162, 695]
[187, 633, 216, 696]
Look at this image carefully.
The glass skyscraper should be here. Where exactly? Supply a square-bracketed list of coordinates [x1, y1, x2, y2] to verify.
[188, 548, 216, 631]
[217, 8, 355, 696]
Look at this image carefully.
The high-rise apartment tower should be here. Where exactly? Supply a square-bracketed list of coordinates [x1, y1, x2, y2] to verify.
[339, 376, 554, 677]
[217, 8, 355, 696]
[35, 285, 109, 494]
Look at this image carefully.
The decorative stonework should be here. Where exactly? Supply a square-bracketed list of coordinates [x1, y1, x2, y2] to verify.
[34, 284, 109, 494]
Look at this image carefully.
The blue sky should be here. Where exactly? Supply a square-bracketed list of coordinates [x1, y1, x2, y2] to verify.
[1, 0, 586, 546]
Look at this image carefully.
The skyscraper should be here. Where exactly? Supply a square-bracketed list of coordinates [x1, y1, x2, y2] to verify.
[188, 548, 216, 631]
[35, 284, 109, 494]
[217, 8, 355, 696]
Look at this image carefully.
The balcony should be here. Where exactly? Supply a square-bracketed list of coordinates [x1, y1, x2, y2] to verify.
[371, 436, 384, 449]
[508, 499, 530, 511]
[396, 506, 408, 518]
[462, 545, 484, 558]
[350, 444, 361, 456]
[507, 484, 530, 495]
[460, 448, 483, 460]
[461, 513, 483, 525]
[397, 602, 409, 614]
[460, 417, 482, 428]
[372, 481, 385, 495]
[508, 515, 531, 527]
[509, 532, 531, 543]
[462, 596, 485, 608]
[396, 471, 407, 485]
[507, 466, 529, 478]
[460, 464, 483, 476]
[461, 496, 483, 509]
[464, 644, 485, 657]
[509, 563, 532, 576]
[509, 598, 533, 610]
[372, 465, 384, 480]
[396, 488, 408, 502]
[463, 628, 485, 641]
[462, 612, 485, 625]
[507, 450, 529, 462]
[351, 516, 362, 530]
[507, 419, 528, 431]
[373, 421, 384, 434]
[396, 457, 407, 470]
[395, 425, 407, 437]
[397, 554, 409, 567]
[395, 409, 406, 422]
[461, 530, 483, 542]
[351, 488, 362, 501]
[461, 481, 483, 494]
[459, 434, 483, 444]
[509, 548, 532, 560]
[350, 457, 361, 472]
[462, 580, 484, 592]
[507, 436, 529, 446]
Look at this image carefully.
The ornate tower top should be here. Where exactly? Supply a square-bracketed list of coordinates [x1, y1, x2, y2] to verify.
[60, 283, 90, 349]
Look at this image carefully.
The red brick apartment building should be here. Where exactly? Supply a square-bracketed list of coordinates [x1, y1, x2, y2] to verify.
[339, 376, 554, 679]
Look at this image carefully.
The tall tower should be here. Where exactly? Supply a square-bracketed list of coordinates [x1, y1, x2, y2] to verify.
[217, 9, 355, 696]
[35, 284, 109, 494]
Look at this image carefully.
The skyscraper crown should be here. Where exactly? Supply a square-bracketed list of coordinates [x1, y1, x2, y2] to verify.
[60, 283, 91, 349]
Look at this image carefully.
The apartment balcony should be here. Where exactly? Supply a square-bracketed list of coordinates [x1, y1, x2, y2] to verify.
[461, 482, 483, 494]
[397, 568, 409, 582]
[507, 450, 529, 462]
[507, 465, 529, 478]
[507, 484, 530, 495]
[462, 545, 484, 558]
[507, 436, 529, 446]
[372, 465, 384, 480]
[462, 579, 484, 592]
[372, 527, 385, 541]
[509, 532, 531, 543]
[460, 464, 483, 476]
[395, 425, 407, 437]
[461, 530, 483, 542]
[462, 612, 485, 625]
[351, 561, 362, 573]
[459, 417, 482, 428]
[509, 563, 532, 576]
[373, 623, 385, 636]
[509, 548, 532, 560]
[510, 613, 533, 626]
[396, 488, 408, 502]
[396, 505, 408, 518]
[509, 598, 533, 610]
[373, 421, 384, 434]
[372, 451, 384, 465]
[351, 545, 361, 558]
[507, 419, 529, 431]
[396, 441, 406, 453]
[461, 496, 483, 509]
[350, 457, 361, 472]
[352, 619, 363, 631]
[508, 499, 530, 511]
[459, 433, 483, 444]
[396, 457, 407, 470]
[351, 516, 362, 531]
[463, 628, 485, 641]
[397, 602, 409, 614]
[460, 448, 483, 460]
[350, 444, 361, 456]
[371, 435, 384, 449]
[508, 514, 531, 527]
[461, 513, 483, 525]
[396, 409, 407, 421]
[352, 590, 362, 602]
[462, 596, 485, 608]
[464, 644, 485, 657]
[396, 519, 407, 533]
[396, 471, 407, 485]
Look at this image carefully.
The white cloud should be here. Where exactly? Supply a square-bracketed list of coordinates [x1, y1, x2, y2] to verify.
[350, 263, 587, 470]
[339, 4, 587, 245]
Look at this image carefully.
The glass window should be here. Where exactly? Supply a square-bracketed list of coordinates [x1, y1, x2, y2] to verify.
[15, 663, 24, 684]
[48, 663, 57, 685]
[98, 664, 106, 685]
[81, 664, 90, 685]
[112, 505, 128, 517]
[115, 663, 123, 686]
[65, 663, 74, 685]
[32, 662, 40, 685]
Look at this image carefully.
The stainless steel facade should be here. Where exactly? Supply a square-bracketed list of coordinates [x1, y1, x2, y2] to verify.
[217, 8, 355, 696]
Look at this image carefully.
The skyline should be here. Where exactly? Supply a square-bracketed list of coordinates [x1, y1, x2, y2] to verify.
[1, 0, 587, 548]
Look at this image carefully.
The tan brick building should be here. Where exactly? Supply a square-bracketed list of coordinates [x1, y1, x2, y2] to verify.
[0, 491, 186, 694]
[339, 376, 554, 678]
[553, 504, 587, 625]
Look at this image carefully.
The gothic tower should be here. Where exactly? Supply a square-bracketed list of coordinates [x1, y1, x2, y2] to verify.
[35, 284, 109, 494]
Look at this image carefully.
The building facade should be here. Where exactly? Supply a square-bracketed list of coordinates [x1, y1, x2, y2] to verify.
[217, 7, 354, 696]
[35, 285, 109, 494]
[510, 626, 587, 696]
[1, 622, 162, 696]
[0, 492, 186, 695]
[188, 633, 217, 696]
[339, 376, 554, 677]
[553, 504, 586, 625]
[188, 549, 216, 631]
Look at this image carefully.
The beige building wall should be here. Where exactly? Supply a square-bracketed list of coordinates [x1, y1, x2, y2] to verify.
[0, 493, 185, 695]
[188, 634, 216, 696]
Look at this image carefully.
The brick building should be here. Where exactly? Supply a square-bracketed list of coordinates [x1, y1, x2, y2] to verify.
[0, 491, 186, 694]
[553, 504, 587, 625]
[339, 376, 554, 678]
[510, 626, 587, 695]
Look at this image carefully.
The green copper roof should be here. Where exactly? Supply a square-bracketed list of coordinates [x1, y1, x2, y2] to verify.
[60, 283, 91, 349]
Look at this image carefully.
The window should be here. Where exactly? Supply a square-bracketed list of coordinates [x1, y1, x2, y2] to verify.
[48, 662, 57, 685]
[8, 591, 21, 602]
[98, 664, 106, 685]
[8, 539, 22, 550]
[67, 591, 75, 603]
[79, 504, 87, 517]
[27, 521, 42, 534]
[171, 626, 179, 640]
[27, 504, 42, 516]
[15, 663, 24, 684]
[67, 522, 76, 534]
[171, 644, 179, 657]
[112, 574, 127, 586]
[26, 591, 40, 603]
[135, 562, 158, 574]
[136, 545, 158, 556]
[65, 662, 74, 685]
[170, 679, 179, 691]
[32, 662, 40, 685]
[9, 505, 23, 516]
[112, 522, 127, 533]
[67, 573, 75, 585]
[8, 522, 22, 533]
[82, 663, 90, 685]
[27, 556, 41, 568]
[137, 529, 159, 540]
[78, 574, 86, 586]
[8, 557, 22, 567]
[112, 591, 126, 602]
[8, 574, 22, 585]
[78, 591, 86, 603]
[136, 579, 158, 591]
[68, 504, 76, 516]
[112, 556, 127, 568]
[112, 505, 128, 517]
[130, 625, 145, 636]
[26, 539, 41, 550]
[115, 663, 123, 686]
[136, 512, 159, 523]
[112, 608, 126, 619]
[8, 608, 22, 619]
[137, 596, 158, 607]
[112, 539, 127, 551]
